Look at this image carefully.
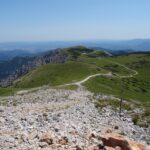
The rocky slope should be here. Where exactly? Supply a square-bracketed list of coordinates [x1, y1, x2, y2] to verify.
[0, 49, 67, 87]
[0, 87, 149, 149]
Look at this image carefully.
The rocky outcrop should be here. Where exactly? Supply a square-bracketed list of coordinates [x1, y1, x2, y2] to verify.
[100, 132, 146, 150]
[39, 133, 53, 145]
[0, 49, 67, 87]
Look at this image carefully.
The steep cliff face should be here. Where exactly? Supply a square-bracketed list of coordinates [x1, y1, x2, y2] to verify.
[0, 49, 67, 87]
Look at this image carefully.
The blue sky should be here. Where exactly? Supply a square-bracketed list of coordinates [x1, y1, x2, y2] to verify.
[0, 0, 150, 42]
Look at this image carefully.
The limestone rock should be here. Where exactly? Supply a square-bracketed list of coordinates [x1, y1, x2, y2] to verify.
[93, 145, 100, 150]
[75, 145, 82, 150]
[100, 133, 146, 150]
[0, 88, 149, 149]
[104, 146, 115, 150]
[58, 136, 68, 145]
[115, 146, 122, 150]
[39, 142, 48, 148]
[105, 129, 113, 133]
[39, 133, 53, 145]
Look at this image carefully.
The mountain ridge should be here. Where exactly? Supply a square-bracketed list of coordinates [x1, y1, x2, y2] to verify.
[0, 46, 108, 87]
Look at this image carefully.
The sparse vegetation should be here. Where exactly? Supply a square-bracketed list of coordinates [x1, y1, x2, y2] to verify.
[84, 53, 150, 103]
[131, 111, 150, 128]
[57, 85, 78, 90]
[95, 98, 150, 128]
[95, 99, 132, 111]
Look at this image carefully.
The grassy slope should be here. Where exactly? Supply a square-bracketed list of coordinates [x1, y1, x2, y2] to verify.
[14, 46, 109, 89]
[84, 54, 150, 103]
[0, 87, 24, 96]
[77, 55, 134, 76]
[15, 61, 102, 88]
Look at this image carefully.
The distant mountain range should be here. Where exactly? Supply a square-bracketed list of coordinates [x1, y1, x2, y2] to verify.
[0, 39, 150, 60]
[0, 50, 36, 61]
[89, 39, 150, 51]
[0, 39, 150, 51]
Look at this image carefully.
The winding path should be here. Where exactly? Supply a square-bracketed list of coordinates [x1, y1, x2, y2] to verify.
[111, 61, 138, 78]
[62, 62, 138, 87]
[63, 72, 112, 86]
[75, 72, 112, 85]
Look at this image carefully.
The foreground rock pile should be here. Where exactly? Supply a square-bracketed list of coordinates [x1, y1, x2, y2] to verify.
[0, 87, 149, 149]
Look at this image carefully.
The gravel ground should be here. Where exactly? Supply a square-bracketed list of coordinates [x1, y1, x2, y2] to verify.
[0, 87, 149, 149]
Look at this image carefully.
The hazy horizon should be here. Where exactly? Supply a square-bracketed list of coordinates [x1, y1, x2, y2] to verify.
[0, 38, 150, 44]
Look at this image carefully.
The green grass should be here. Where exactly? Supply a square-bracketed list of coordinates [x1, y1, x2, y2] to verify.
[0, 87, 23, 96]
[56, 85, 78, 90]
[109, 54, 150, 64]
[84, 76, 150, 103]
[77, 55, 134, 76]
[84, 54, 150, 104]
[95, 99, 132, 111]
[131, 107, 150, 128]
[102, 64, 132, 76]
[86, 50, 108, 58]
[15, 61, 102, 88]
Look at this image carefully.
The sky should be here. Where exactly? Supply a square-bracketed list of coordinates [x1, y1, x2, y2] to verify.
[0, 0, 150, 42]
